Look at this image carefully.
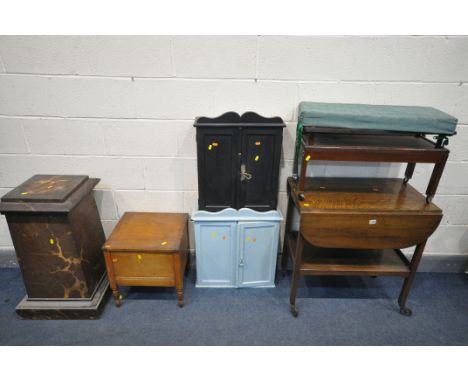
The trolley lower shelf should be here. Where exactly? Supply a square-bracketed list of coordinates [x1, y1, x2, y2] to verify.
[286, 231, 410, 277]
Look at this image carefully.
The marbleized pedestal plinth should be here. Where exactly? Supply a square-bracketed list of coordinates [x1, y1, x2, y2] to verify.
[0, 175, 109, 319]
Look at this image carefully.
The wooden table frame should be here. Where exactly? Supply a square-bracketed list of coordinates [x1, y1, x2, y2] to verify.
[283, 129, 449, 317]
[282, 179, 435, 317]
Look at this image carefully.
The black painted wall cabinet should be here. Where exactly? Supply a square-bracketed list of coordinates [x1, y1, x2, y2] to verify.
[194, 112, 285, 211]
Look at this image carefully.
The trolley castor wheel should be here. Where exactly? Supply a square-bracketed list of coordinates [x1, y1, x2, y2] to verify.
[290, 304, 298, 318]
[403, 176, 410, 184]
[426, 195, 433, 203]
[298, 193, 305, 201]
[399, 307, 412, 316]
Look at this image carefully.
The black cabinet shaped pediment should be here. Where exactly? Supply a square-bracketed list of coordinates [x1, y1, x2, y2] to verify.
[194, 112, 285, 211]
[195, 111, 285, 127]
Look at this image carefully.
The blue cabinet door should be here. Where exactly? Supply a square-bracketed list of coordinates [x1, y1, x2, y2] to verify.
[194, 222, 237, 287]
[237, 222, 279, 287]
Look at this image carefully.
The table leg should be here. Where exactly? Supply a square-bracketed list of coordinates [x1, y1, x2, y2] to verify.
[403, 163, 416, 183]
[298, 154, 308, 201]
[289, 233, 304, 318]
[425, 157, 447, 203]
[398, 241, 427, 316]
[281, 192, 294, 274]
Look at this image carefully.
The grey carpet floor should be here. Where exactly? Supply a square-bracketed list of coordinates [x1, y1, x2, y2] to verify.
[0, 267, 467, 345]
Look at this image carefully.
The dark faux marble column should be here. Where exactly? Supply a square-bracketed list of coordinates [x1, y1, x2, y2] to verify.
[0, 175, 109, 319]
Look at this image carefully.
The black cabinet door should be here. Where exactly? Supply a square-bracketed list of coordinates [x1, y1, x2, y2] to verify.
[196, 127, 240, 211]
[238, 128, 283, 211]
[195, 112, 284, 212]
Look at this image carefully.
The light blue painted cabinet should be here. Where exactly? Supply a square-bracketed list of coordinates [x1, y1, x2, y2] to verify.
[196, 221, 237, 287]
[192, 208, 282, 288]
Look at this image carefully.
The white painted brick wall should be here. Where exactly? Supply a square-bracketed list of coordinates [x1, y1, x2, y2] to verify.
[101, 220, 118, 239]
[93, 190, 118, 220]
[79, 36, 173, 78]
[446, 127, 468, 161]
[0, 155, 145, 189]
[23, 119, 107, 155]
[52, 77, 136, 118]
[114, 190, 185, 215]
[0, 36, 467, 262]
[0, 118, 28, 153]
[0, 54, 6, 72]
[0, 215, 13, 247]
[134, 79, 214, 119]
[0, 36, 88, 75]
[0, 75, 57, 116]
[212, 81, 297, 121]
[258, 36, 468, 82]
[172, 36, 257, 79]
[143, 158, 198, 190]
[0, 189, 13, 248]
[0, 36, 173, 77]
[102, 120, 193, 157]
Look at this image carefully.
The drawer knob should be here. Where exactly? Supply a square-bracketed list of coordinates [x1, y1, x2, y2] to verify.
[137, 254, 142, 262]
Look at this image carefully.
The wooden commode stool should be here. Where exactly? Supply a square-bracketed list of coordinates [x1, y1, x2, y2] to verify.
[103, 212, 189, 307]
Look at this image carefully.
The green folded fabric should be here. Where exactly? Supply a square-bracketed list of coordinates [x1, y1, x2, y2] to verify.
[299, 102, 458, 135]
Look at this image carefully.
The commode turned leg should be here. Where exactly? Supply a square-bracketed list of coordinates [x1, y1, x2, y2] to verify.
[103, 250, 122, 307]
